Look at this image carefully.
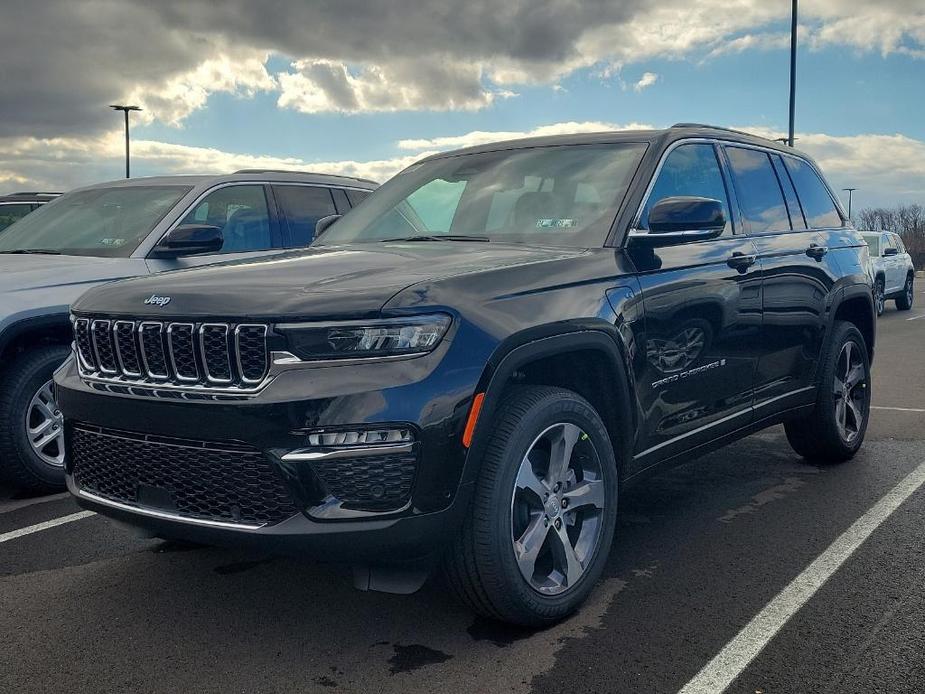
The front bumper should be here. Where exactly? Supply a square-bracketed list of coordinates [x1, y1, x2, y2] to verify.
[55, 336, 485, 560]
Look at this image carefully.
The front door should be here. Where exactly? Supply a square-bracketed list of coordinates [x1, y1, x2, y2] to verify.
[629, 142, 763, 469]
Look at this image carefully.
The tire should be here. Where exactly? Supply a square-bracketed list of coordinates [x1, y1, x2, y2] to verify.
[784, 321, 870, 464]
[0, 345, 71, 492]
[874, 277, 885, 316]
[895, 274, 914, 311]
[443, 385, 619, 626]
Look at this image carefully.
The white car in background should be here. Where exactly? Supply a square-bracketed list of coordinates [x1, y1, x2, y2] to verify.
[861, 230, 915, 315]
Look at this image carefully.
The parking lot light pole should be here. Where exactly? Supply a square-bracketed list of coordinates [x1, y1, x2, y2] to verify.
[788, 0, 798, 147]
[109, 104, 142, 178]
[843, 188, 858, 220]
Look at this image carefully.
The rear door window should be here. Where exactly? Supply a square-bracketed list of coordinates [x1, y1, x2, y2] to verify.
[783, 157, 843, 229]
[345, 189, 371, 207]
[272, 185, 337, 246]
[726, 147, 791, 234]
[771, 155, 807, 230]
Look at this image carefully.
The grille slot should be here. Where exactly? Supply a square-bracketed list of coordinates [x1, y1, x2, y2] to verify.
[91, 320, 117, 373]
[113, 321, 142, 376]
[70, 424, 298, 526]
[168, 323, 199, 381]
[74, 318, 95, 370]
[72, 316, 271, 392]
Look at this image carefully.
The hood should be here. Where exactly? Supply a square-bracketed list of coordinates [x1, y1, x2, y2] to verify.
[0, 254, 141, 295]
[73, 242, 584, 320]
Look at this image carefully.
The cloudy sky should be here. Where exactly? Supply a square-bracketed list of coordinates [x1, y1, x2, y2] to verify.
[1, 0, 923, 209]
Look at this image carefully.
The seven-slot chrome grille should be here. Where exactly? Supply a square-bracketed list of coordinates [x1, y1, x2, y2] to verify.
[73, 316, 269, 392]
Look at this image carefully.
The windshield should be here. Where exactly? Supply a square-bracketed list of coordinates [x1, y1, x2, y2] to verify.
[862, 234, 880, 255]
[315, 143, 647, 248]
[0, 185, 190, 257]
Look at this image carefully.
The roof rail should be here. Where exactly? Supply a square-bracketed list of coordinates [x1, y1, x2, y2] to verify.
[232, 169, 377, 184]
[10, 191, 61, 196]
[670, 123, 776, 142]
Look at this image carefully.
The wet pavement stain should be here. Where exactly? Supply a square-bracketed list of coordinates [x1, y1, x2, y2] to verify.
[466, 617, 540, 647]
[314, 675, 338, 688]
[213, 557, 275, 575]
[149, 540, 203, 553]
[388, 644, 452, 674]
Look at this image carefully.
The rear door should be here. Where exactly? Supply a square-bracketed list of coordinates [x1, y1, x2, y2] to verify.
[629, 141, 763, 467]
[727, 146, 841, 411]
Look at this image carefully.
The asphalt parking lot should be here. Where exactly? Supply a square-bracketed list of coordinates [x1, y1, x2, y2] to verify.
[3, 296, 925, 694]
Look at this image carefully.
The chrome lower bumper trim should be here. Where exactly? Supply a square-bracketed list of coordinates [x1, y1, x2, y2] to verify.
[281, 442, 414, 462]
[67, 476, 268, 531]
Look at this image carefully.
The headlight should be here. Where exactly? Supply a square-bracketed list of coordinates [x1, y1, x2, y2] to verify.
[277, 314, 452, 361]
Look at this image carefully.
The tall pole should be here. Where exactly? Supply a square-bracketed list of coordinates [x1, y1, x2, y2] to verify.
[788, 0, 798, 147]
[109, 105, 142, 178]
[843, 188, 857, 219]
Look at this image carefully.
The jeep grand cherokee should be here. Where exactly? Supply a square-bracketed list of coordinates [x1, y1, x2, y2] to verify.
[56, 125, 875, 626]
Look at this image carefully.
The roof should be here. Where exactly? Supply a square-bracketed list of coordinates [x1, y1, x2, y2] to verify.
[66, 170, 379, 195]
[0, 192, 61, 203]
[417, 123, 810, 162]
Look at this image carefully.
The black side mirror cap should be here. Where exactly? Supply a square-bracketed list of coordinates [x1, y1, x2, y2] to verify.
[150, 224, 223, 258]
[883, 247, 899, 257]
[629, 196, 726, 247]
[313, 214, 342, 242]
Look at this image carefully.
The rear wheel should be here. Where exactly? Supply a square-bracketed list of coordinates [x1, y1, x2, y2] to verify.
[784, 321, 870, 464]
[0, 345, 71, 491]
[443, 385, 619, 626]
[875, 278, 885, 316]
[895, 274, 914, 311]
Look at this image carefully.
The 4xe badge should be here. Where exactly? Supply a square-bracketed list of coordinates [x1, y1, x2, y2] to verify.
[143, 294, 171, 307]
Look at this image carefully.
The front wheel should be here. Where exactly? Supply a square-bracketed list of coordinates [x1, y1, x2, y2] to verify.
[784, 321, 870, 464]
[0, 345, 71, 491]
[443, 386, 619, 626]
[895, 275, 914, 311]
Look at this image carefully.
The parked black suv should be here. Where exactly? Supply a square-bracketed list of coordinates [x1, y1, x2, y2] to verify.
[57, 125, 874, 625]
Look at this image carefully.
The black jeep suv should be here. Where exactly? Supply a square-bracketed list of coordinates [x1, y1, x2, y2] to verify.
[57, 125, 874, 625]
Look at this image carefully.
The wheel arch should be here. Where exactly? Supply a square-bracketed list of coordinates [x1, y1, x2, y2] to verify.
[830, 285, 876, 364]
[463, 327, 636, 484]
[0, 314, 72, 366]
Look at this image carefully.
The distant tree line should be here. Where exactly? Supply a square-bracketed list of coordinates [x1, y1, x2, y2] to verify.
[855, 204, 925, 269]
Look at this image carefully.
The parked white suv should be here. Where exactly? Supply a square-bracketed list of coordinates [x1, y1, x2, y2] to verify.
[861, 231, 915, 315]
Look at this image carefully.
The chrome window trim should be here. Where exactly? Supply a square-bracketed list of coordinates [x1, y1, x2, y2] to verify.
[90, 319, 117, 374]
[137, 321, 170, 380]
[166, 322, 199, 382]
[112, 321, 142, 377]
[235, 324, 269, 384]
[199, 323, 233, 384]
[148, 180, 375, 253]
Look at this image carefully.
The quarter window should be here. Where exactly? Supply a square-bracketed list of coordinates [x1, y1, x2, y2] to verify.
[180, 185, 272, 254]
[273, 185, 337, 246]
[783, 157, 842, 229]
[726, 147, 791, 233]
[639, 143, 732, 235]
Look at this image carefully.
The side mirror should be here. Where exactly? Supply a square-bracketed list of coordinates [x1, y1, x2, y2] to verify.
[313, 214, 342, 242]
[883, 247, 899, 257]
[151, 224, 223, 258]
[630, 196, 726, 247]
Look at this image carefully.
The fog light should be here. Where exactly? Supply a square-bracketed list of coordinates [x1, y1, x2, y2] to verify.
[306, 428, 413, 447]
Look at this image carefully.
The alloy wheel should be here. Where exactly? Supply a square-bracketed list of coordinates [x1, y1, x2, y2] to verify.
[876, 281, 885, 315]
[832, 341, 867, 443]
[906, 278, 914, 306]
[510, 422, 606, 595]
[26, 379, 65, 467]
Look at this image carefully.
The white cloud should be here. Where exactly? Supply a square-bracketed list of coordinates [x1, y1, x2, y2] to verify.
[397, 121, 655, 151]
[633, 72, 659, 92]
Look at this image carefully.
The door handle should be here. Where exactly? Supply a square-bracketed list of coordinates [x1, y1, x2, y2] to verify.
[727, 252, 757, 272]
[806, 244, 828, 261]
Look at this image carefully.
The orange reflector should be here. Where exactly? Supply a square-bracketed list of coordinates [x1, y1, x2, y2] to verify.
[462, 392, 485, 448]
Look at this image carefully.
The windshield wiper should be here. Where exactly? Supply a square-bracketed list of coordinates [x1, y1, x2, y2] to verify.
[0, 249, 62, 255]
[379, 235, 490, 243]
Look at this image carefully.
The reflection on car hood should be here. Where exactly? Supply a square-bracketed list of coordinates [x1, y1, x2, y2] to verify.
[73, 242, 585, 319]
[0, 254, 141, 294]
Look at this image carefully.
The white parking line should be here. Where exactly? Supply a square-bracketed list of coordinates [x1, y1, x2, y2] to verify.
[0, 510, 95, 544]
[871, 406, 925, 413]
[905, 313, 925, 321]
[677, 460, 925, 694]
